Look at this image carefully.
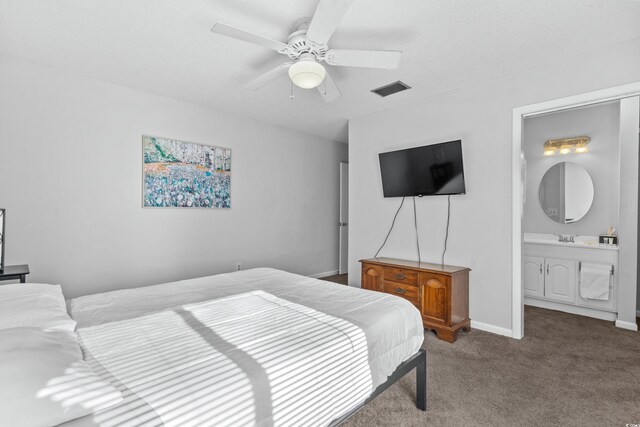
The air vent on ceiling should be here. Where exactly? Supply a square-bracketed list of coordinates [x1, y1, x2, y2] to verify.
[371, 81, 411, 97]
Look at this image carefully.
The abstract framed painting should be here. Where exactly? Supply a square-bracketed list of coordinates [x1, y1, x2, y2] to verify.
[143, 135, 231, 208]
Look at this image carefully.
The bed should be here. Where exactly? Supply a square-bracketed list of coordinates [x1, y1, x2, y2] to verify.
[59, 268, 426, 427]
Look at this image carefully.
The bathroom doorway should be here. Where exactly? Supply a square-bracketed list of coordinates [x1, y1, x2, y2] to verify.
[511, 83, 640, 339]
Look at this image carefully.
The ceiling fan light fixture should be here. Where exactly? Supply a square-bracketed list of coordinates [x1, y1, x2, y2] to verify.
[288, 59, 326, 89]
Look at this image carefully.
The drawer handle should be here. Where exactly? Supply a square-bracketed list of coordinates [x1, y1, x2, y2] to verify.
[395, 287, 407, 295]
[394, 273, 406, 281]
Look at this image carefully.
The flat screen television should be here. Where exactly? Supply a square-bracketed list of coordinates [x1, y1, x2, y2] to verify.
[379, 140, 466, 197]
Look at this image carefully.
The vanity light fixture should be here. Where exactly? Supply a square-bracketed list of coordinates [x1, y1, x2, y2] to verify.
[543, 136, 590, 156]
[575, 144, 589, 153]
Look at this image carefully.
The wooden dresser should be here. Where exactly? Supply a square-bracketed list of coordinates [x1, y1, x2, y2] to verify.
[360, 257, 471, 343]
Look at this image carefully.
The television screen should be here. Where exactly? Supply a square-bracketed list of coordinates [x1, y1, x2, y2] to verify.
[379, 140, 466, 197]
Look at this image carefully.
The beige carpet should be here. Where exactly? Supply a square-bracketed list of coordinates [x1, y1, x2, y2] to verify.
[343, 306, 640, 427]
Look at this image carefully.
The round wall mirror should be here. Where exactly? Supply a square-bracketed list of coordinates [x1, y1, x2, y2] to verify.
[538, 162, 594, 224]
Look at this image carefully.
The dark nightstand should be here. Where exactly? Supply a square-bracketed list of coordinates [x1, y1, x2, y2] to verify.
[0, 264, 30, 283]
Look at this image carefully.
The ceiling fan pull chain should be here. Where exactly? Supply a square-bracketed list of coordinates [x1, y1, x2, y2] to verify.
[290, 81, 295, 100]
[324, 78, 327, 95]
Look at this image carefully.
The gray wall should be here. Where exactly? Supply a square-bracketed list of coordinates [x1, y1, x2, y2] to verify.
[348, 38, 640, 333]
[522, 102, 620, 235]
[0, 54, 347, 298]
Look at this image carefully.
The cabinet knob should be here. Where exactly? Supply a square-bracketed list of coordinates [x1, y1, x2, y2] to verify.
[395, 288, 407, 295]
[539, 264, 543, 274]
[394, 273, 406, 281]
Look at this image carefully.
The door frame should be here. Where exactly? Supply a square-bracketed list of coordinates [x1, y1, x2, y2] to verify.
[511, 81, 640, 339]
[339, 162, 349, 275]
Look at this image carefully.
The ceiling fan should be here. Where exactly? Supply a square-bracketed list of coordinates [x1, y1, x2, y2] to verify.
[211, 0, 402, 102]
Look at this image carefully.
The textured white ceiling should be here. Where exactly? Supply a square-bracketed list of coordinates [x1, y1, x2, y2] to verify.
[1, 0, 639, 142]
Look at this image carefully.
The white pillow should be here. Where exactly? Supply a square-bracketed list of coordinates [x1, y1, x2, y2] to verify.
[0, 283, 76, 331]
[0, 327, 123, 427]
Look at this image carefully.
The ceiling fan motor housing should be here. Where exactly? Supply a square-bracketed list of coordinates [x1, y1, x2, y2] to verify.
[284, 18, 327, 62]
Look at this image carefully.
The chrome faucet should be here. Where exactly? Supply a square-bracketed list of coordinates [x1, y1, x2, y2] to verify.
[555, 234, 576, 243]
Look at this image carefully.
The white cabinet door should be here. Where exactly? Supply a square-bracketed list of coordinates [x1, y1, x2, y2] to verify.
[523, 256, 545, 298]
[545, 258, 577, 304]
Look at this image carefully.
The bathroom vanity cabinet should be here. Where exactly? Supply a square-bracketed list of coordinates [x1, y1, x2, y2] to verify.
[524, 257, 577, 304]
[523, 235, 618, 320]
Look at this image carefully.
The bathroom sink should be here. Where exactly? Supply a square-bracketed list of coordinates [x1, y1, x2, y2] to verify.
[523, 233, 618, 250]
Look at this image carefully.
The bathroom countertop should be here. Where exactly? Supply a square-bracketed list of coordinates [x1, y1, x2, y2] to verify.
[524, 233, 619, 251]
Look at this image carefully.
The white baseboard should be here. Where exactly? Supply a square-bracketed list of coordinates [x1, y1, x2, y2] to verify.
[525, 297, 617, 321]
[615, 319, 638, 331]
[470, 320, 513, 338]
[309, 270, 339, 279]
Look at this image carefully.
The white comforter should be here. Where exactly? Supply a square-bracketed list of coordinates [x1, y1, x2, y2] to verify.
[63, 268, 424, 427]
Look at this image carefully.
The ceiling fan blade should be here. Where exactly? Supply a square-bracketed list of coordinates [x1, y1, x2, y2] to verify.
[211, 23, 288, 52]
[244, 62, 293, 90]
[325, 49, 402, 69]
[317, 70, 341, 102]
[306, 0, 355, 45]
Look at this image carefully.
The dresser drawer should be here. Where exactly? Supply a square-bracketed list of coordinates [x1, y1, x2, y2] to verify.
[383, 267, 418, 285]
[382, 280, 420, 307]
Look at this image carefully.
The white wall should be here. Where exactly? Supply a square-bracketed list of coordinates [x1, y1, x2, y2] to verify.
[0, 54, 347, 298]
[349, 38, 640, 333]
[522, 102, 620, 235]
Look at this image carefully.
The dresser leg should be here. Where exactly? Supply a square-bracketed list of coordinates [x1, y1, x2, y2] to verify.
[444, 329, 458, 343]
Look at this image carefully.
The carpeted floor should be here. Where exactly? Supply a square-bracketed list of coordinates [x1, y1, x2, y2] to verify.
[343, 306, 640, 427]
[320, 273, 348, 285]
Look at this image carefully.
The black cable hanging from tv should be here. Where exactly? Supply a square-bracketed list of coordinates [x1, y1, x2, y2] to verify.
[374, 196, 422, 264]
[373, 197, 405, 259]
[442, 195, 451, 266]
[374, 195, 452, 265]
[413, 196, 421, 264]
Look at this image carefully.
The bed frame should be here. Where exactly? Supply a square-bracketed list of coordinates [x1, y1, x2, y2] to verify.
[330, 348, 427, 425]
